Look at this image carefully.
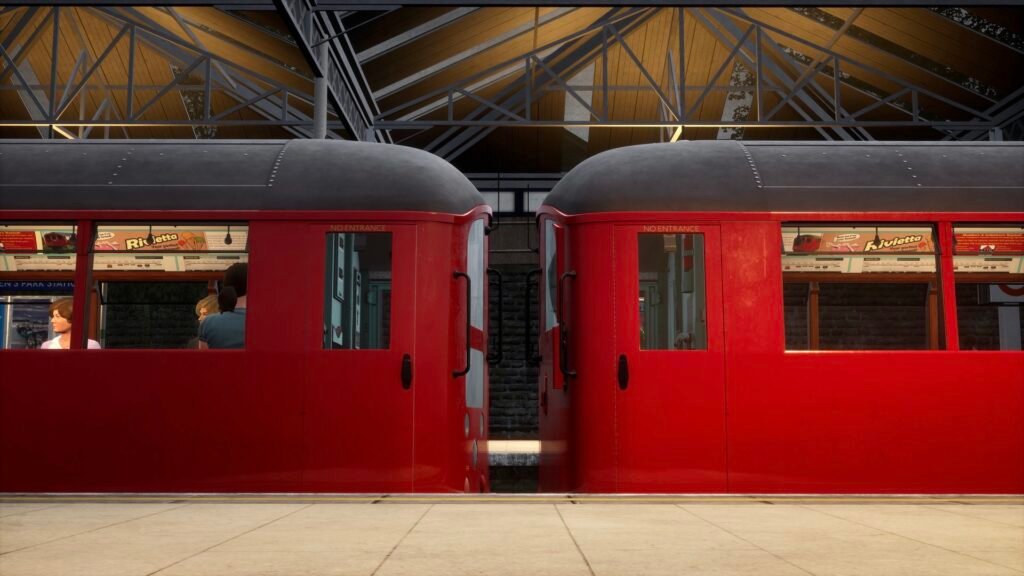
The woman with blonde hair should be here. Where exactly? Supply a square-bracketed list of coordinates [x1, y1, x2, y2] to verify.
[185, 293, 220, 349]
[195, 293, 220, 324]
[41, 297, 101, 349]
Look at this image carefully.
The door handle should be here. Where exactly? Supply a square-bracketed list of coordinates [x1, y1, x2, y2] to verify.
[453, 271, 471, 378]
[617, 354, 629, 390]
[558, 271, 577, 380]
[401, 354, 412, 390]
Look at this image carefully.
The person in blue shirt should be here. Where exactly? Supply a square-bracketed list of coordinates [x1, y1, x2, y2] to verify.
[199, 263, 247, 349]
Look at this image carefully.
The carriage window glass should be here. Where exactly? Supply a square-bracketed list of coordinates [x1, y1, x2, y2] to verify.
[468, 219, 485, 330]
[638, 233, 706, 350]
[466, 219, 486, 409]
[0, 224, 78, 350]
[952, 226, 1024, 351]
[0, 224, 77, 273]
[0, 282, 76, 349]
[544, 220, 558, 331]
[324, 232, 391, 350]
[90, 223, 249, 349]
[781, 225, 943, 351]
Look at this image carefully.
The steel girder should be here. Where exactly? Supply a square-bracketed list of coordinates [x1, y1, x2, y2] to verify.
[0, 6, 348, 137]
[275, 0, 389, 142]
[10, 1, 1024, 7]
[372, 7, 1024, 141]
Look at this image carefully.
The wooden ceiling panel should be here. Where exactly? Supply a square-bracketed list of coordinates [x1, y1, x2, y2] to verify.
[367, 8, 532, 89]
[837, 8, 1023, 97]
[375, 8, 608, 116]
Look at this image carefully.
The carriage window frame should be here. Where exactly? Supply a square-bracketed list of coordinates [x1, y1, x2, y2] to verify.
[544, 219, 559, 331]
[0, 222, 79, 350]
[951, 224, 1024, 351]
[88, 222, 250, 350]
[637, 232, 708, 351]
[323, 231, 393, 351]
[781, 223, 945, 352]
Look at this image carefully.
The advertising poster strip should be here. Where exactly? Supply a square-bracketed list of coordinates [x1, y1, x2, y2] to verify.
[783, 229, 934, 254]
[954, 232, 1024, 254]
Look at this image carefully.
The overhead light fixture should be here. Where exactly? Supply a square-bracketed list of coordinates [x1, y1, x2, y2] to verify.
[51, 125, 76, 140]
[873, 226, 882, 248]
[146, 225, 154, 245]
[224, 225, 233, 246]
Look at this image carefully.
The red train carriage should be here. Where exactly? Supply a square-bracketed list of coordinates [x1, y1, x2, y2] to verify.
[536, 141, 1024, 494]
[0, 139, 492, 493]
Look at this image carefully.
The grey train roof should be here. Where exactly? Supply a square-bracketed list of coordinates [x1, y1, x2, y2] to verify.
[0, 139, 485, 214]
[543, 141, 1024, 214]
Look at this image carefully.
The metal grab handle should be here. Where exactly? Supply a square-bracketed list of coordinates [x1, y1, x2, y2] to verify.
[401, 354, 413, 390]
[558, 271, 577, 379]
[487, 268, 503, 365]
[617, 354, 629, 390]
[525, 268, 542, 365]
[453, 271, 471, 378]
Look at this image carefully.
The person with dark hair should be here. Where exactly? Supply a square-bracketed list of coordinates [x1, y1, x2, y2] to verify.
[41, 297, 101, 349]
[199, 263, 247, 349]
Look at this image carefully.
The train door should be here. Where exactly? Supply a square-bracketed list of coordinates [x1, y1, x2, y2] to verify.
[305, 223, 417, 491]
[613, 224, 726, 491]
[538, 218, 572, 491]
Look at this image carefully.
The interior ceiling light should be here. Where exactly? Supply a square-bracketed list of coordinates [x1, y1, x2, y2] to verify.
[224, 225, 233, 246]
[146, 225, 154, 245]
[873, 226, 882, 247]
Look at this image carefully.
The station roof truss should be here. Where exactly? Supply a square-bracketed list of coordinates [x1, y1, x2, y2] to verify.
[2, 4, 1022, 160]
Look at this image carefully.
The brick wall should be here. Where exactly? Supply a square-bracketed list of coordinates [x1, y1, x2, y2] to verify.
[783, 282, 932, 350]
[488, 263, 540, 439]
[956, 283, 1024, 350]
[487, 219, 540, 439]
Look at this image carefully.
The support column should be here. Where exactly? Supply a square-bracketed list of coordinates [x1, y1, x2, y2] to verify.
[314, 41, 329, 139]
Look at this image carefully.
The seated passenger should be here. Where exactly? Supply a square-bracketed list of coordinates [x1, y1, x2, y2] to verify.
[195, 293, 220, 325]
[41, 297, 100, 349]
[186, 294, 220, 349]
[199, 263, 247, 349]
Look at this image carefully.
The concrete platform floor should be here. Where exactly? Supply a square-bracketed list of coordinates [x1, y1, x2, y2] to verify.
[0, 495, 1021, 576]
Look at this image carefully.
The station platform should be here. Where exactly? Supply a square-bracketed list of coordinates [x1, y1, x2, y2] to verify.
[1, 494, 1021, 576]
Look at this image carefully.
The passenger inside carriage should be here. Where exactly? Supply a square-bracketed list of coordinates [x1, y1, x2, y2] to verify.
[42, 297, 101, 350]
[199, 263, 247, 350]
[186, 294, 220, 349]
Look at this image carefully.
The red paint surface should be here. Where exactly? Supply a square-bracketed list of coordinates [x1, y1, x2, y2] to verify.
[539, 211, 1024, 494]
[0, 209, 490, 493]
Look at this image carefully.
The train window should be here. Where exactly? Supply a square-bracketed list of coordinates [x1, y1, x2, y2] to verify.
[1, 224, 79, 350]
[1, 223, 78, 273]
[782, 225, 943, 350]
[1, 282, 76, 349]
[544, 220, 558, 330]
[90, 224, 249, 349]
[324, 232, 392, 350]
[953, 226, 1024, 351]
[638, 233, 707, 350]
[466, 219, 485, 409]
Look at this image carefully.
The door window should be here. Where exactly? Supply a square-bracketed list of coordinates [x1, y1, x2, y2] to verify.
[544, 220, 559, 331]
[324, 232, 392, 350]
[638, 233, 707, 350]
[466, 219, 485, 409]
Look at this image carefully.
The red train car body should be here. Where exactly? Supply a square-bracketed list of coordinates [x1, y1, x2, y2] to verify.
[537, 141, 1024, 494]
[0, 140, 491, 493]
